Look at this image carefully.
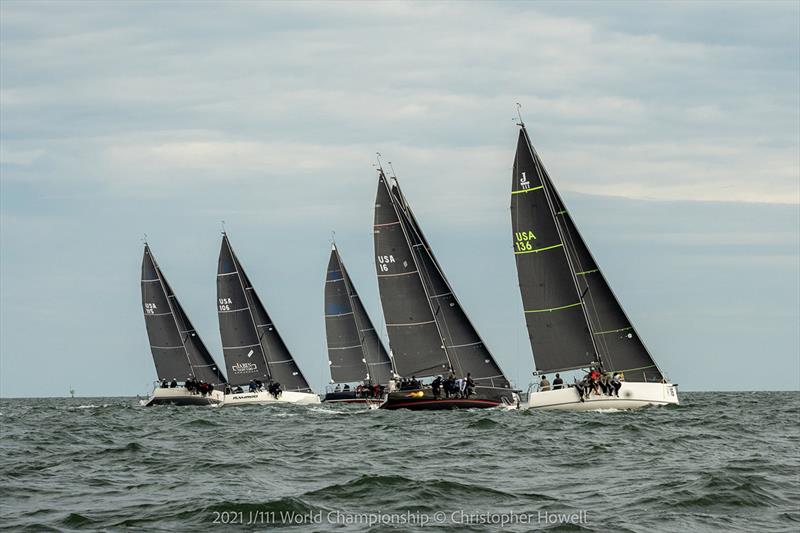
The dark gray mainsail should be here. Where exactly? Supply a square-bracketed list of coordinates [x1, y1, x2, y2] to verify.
[512, 124, 664, 381]
[511, 128, 597, 374]
[373, 171, 451, 378]
[216, 234, 313, 391]
[390, 183, 512, 389]
[141, 244, 226, 386]
[533, 142, 664, 382]
[324, 244, 393, 384]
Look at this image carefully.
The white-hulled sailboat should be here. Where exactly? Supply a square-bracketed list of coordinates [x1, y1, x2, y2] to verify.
[510, 117, 679, 410]
[140, 243, 227, 406]
[216, 233, 320, 406]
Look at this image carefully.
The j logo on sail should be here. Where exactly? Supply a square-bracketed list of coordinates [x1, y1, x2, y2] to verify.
[520, 171, 530, 190]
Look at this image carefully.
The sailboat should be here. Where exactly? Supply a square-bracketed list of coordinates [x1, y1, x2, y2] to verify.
[510, 118, 679, 410]
[216, 233, 320, 405]
[140, 243, 227, 406]
[373, 167, 519, 410]
[322, 243, 394, 404]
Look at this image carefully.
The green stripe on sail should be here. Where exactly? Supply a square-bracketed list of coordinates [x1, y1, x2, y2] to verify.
[525, 302, 582, 314]
[593, 326, 632, 335]
[557, 210, 567, 215]
[514, 243, 563, 255]
[576, 269, 599, 276]
[512, 185, 543, 195]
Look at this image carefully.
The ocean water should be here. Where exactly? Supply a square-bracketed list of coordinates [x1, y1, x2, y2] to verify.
[0, 392, 797, 532]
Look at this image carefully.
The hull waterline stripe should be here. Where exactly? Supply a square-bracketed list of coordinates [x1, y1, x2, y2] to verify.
[514, 243, 563, 255]
[511, 185, 544, 195]
[525, 302, 582, 314]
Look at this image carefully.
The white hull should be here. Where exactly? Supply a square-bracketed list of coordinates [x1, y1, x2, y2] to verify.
[222, 390, 321, 406]
[142, 387, 225, 406]
[523, 382, 679, 411]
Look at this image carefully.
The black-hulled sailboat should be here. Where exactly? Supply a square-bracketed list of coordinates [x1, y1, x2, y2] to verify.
[140, 243, 227, 406]
[510, 118, 679, 410]
[323, 243, 394, 404]
[373, 168, 518, 410]
[216, 233, 320, 405]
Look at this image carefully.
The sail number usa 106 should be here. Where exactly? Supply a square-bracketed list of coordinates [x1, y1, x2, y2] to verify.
[514, 230, 537, 252]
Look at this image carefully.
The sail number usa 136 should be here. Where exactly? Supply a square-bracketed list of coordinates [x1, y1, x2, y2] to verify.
[514, 230, 537, 252]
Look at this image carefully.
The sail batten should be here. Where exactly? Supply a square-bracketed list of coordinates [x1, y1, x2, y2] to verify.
[141, 244, 226, 387]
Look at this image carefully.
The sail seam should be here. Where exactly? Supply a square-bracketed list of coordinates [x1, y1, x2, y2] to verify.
[144, 311, 173, 317]
[329, 344, 362, 350]
[222, 343, 261, 349]
[446, 340, 483, 348]
[377, 270, 419, 278]
[217, 306, 249, 314]
[150, 345, 184, 350]
[512, 185, 544, 195]
[386, 319, 436, 327]
[594, 326, 632, 335]
[373, 221, 401, 227]
[525, 302, 582, 313]
[325, 311, 355, 318]
[514, 243, 563, 255]
[217, 271, 238, 277]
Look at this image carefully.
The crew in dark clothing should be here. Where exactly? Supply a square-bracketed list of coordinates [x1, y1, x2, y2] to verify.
[169, 378, 178, 388]
[444, 373, 456, 398]
[161, 379, 169, 388]
[464, 373, 475, 398]
[249, 380, 257, 393]
[224, 384, 232, 395]
[233, 386, 243, 394]
[552, 374, 564, 390]
[431, 376, 443, 399]
[268, 381, 282, 399]
[185, 377, 196, 393]
[343, 384, 351, 392]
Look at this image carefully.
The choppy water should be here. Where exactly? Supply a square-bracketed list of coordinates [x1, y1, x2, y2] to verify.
[0, 392, 798, 532]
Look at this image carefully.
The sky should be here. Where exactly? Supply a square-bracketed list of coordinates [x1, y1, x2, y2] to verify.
[1, 1, 798, 397]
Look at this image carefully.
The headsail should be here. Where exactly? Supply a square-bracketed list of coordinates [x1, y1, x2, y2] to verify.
[141, 244, 226, 386]
[533, 142, 664, 382]
[511, 124, 664, 382]
[216, 234, 313, 391]
[324, 244, 393, 384]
